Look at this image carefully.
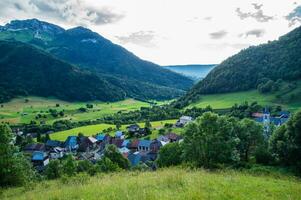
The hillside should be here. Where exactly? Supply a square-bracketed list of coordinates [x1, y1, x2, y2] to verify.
[178, 26, 301, 106]
[164, 64, 216, 80]
[0, 41, 127, 103]
[0, 19, 193, 99]
[1, 168, 300, 200]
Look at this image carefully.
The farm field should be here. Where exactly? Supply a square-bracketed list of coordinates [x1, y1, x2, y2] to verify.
[50, 119, 177, 141]
[1, 168, 300, 200]
[189, 87, 301, 112]
[0, 97, 157, 124]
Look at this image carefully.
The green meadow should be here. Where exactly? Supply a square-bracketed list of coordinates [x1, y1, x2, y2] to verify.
[189, 88, 301, 112]
[0, 97, 154, 124]
[1, 168, 300, 200]
[50, 119, 177, 141]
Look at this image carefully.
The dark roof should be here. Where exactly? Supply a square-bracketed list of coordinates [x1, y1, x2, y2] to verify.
[46, 140, 63, 148]
[111, 138, 124, 148]
[24, 143, 46, 152]
[165, 133, 181, 141]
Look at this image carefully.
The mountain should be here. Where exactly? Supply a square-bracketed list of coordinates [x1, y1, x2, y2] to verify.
[0, 40, 186, 103]
[176, 26, 301, 107]
[0, 19, 193, 99]
[164, 64, 216, 80]
[0, 41, 126, 103]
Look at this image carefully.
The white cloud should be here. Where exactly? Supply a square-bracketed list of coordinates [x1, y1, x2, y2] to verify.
[0, 0, 300, 65]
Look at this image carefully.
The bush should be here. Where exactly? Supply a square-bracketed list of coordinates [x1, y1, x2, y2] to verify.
[44, 160, 63, 179]
[96, 157, 120, 173]
[157, 142, 183, 167]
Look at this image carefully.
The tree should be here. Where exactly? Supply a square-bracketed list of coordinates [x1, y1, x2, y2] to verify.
[0, 124, 35, 186]
[182, 112, 240, 168]
[115, 122, 121, 130]
[62, 155, 77, 176]
[156, 142, 183, 167]
[44, 160, 62, 179]
[104, 145, 130, 169]
[269, 110, 301, 172]
[144, 121, 152, 135]
[96, 157, 120, 173]
[77, 160, 94, 173]
[237, 118, 263, 162]
[36, 132, 42, 142]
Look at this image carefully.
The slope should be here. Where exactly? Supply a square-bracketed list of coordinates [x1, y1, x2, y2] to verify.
[178, 26, 301, 107]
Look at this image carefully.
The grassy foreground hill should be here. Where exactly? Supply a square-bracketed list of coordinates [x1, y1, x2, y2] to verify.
[1, 168, 300, 200]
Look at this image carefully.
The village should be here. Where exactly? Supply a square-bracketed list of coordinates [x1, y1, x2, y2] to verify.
[19, 109, 290, 172]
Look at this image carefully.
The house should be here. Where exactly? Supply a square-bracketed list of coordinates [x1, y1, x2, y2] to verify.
[23, 143, 46, 154]
[122, 139, 130, 148]
[254, 109, 290, 137]
[115, 131, 125, 139]
[157, 135, 169, 143]
[127, 124, 140, 135]
[150, 139, 162, 153]
[118, 147, 130, 157]
[138, 140, 152, 152]
[165, 133, 182, 142]
[49, 147, 65, 159]
[64, 136, 78, 151]
[128, 152, 142, 166]
[45, 140, 63, 150]
[78, 136, 98, 152]
[111, 138, 124, 148]
[175, 116, 193, 127]
[128, 139, 140, 151]
[31, 151, 49, 169]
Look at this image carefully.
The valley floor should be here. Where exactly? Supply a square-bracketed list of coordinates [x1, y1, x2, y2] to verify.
[0, 97, 157, 124]
[1, 168, 300, 200]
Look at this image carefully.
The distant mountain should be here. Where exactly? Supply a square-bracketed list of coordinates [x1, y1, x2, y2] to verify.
[176, 26, 301, 107]
[164, 65, 216, 80]
[0, 19, 193, 100]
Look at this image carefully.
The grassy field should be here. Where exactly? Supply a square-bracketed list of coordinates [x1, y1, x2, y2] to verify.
[189, 88, 301, 112]
[51, 119, 177, 141]
[1, 168, 300, 200]
[0, 97, 154, 124]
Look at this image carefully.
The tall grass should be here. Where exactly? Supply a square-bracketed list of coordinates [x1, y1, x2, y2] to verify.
[1, 168, 300, 200]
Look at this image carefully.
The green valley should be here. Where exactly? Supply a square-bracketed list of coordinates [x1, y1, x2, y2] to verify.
[0, 97, 155, 124]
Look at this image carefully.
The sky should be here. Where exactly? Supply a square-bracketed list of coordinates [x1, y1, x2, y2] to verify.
[0, 0, 300, 65]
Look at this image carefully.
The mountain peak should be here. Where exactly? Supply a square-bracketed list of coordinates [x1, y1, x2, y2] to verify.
[4, 19, 64, 35]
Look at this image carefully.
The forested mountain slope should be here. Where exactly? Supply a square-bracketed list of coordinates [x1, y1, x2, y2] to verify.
[177, 26, 301, 107]
[0, 19, 193, 99]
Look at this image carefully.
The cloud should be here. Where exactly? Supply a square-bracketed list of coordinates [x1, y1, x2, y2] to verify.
[286, 5, 301, 26]
[0, 0, 124, 26]
[116, 31, 156, 47]
[236, 4, 274, 23]
[245, 29, 265, 38]
[209, 30, 227, 39]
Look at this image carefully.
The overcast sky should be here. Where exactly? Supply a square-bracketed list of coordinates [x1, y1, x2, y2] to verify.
[0, 0, 300, 65]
